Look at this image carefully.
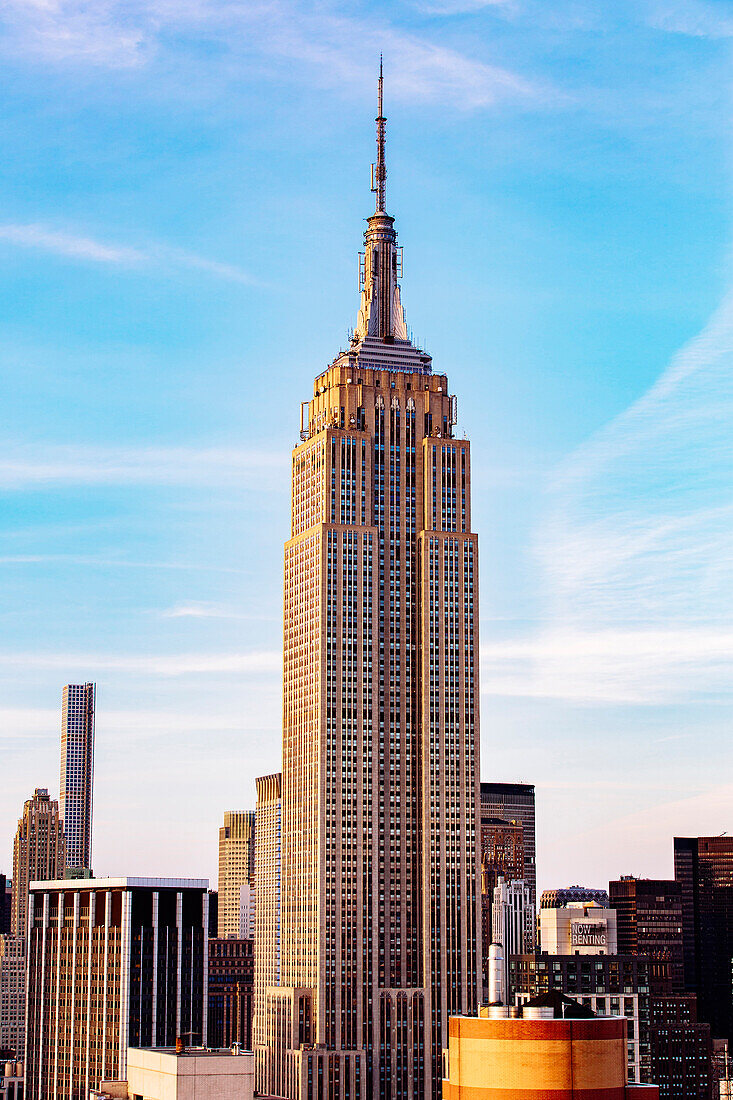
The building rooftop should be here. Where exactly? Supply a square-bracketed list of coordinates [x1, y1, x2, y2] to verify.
[29, 877, 208, 891]
[131, 1047, 253, 1058]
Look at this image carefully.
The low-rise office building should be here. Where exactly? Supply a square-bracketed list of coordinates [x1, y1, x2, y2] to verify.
[90, 1046, 254, 1100]
[0, 1061, 23, 1100]
[539, 901, 618, 956]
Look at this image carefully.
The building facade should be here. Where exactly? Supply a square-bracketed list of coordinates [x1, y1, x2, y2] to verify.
[648, 995, 712, 1100]
[479, 818, 524, 1000]
[255, 73, 481, 1100]
[0, 1061, 23, 1100]
[0, 935, 25, 1058]
[92, 1046, 255, 1100]
[208, 938, 254, 1050]
[492, 878, 533, 1003]
[25, 877, 208, 1100]
[0, 877, 10, 935]
[239, 883, 255, 940]
[60, 682, 96, 876]
[218, 812, 255, 940]
[674, 836, 733, 1042]
[609, 878, 684, 994]
[480, 818, 523, 896]
[541, 886, 610, 909]
[252, 772, 281, 1088]
[510, 953, 653, 1083]
[11, 789, 65, 937]
[539, 902, 618, 956]
[480, 783, 535, 915]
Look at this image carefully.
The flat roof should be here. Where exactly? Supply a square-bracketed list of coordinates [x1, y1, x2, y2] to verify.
[30, 877, 208, 891]
[130, 1047, 254, 1057]
[480, 781, 535, 794]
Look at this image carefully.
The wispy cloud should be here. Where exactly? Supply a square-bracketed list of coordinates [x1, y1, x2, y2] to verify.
[412, 0, 516, 15]
[160, 601, 275, 620]
[0, 443, 288, 490]
[646, 0, 733, 38]
[0, 649, 281, 676]
[482, 628, 733, 703]
[0, 223, 144, 263]
[0, 223, 256, 283]
[482, 288, 733, 704]
[0, 554, 253, 574]
[0, 0, 544, 109]
[0, 705, 275, 740]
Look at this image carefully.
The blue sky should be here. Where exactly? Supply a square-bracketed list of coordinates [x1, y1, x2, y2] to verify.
[1, 0, 731, 893]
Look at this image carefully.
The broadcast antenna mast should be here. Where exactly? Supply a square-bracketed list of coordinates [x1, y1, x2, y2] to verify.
[372, 56, 387, 213]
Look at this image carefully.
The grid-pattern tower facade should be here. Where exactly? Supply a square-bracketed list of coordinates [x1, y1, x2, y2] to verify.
[674, 836, 733, 1043]
[0, 935, 26, 1058]
[260, 73, 481, 1100]
[60, 683, 95, 875]
[11, 789, 65, 937]
[480, 782, 536, 917]
[609, 877, 684, 994]
[218, 810, 255, 939]
[208, 937, 255, 1050]
[253, 773, 282, 1087]
[25, 877, 208, 1100]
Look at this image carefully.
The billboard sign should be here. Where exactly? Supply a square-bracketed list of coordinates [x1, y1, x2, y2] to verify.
[570, 920, 607, 948]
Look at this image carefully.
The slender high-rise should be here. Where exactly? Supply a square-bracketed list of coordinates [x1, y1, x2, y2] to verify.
[256, 68, 481, 1100]
[60, 682, 95, 875]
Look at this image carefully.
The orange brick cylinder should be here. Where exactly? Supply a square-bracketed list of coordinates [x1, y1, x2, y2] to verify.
[443, 1015, 660, 1100]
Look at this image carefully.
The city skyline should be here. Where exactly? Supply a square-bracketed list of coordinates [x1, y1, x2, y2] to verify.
[1, 0, 732, 895]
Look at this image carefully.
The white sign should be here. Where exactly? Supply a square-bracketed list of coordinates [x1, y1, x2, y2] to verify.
[570, 920, 607, 947]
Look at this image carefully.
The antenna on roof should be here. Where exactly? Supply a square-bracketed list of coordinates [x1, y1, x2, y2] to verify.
[371, 56, 387, 213]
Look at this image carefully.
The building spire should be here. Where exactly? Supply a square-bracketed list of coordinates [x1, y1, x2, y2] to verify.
[373, 56, 387, 213]
[348, 61, 430, 366]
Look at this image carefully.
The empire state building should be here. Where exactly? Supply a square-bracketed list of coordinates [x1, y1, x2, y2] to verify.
[255, 68, 481, 1100]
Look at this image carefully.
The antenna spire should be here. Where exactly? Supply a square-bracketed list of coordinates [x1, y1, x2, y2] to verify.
[373, 56, 387, 213]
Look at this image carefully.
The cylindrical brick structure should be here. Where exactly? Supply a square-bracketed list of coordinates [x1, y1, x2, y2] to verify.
[443, 1015, 661, 1100]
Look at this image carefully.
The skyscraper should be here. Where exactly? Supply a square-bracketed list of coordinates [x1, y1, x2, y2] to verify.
[492, 877, 533, 1002]
[218, 810, 255, 939]
[674, 836, 733, 1042]
[255, 70, 481, 1100]
[609, 877, 684, 994]
[11, 788, 65, 937]
[480, 782, 536, 915]
[479, 817, 524, 997]
[25, 877, 208, 1100]
[60, 682, 95, 876]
